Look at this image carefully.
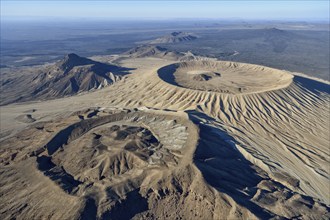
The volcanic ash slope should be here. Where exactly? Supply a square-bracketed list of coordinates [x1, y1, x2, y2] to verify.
[0, 108, 261, 219]
[0, 58, 329, 219]
[101, 59, 330, 217]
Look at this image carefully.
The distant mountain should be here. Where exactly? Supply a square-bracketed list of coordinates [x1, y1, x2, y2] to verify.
[147, 32, 198, 44]
[124, 45, 217, 62]
[1, 53, 130, 105]
[124, 45, 183, 60]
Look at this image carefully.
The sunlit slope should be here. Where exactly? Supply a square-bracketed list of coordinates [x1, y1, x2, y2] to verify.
[104, 59, 330, 204]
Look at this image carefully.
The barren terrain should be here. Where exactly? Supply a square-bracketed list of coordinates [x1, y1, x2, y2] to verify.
[0, 53, 329, 219]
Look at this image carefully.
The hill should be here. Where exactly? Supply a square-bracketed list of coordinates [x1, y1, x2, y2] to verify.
[0, 53, 130, 105]
[124, 45, 183, 60]
[148, 32, 198, 44]
[124, 45, 217, 62]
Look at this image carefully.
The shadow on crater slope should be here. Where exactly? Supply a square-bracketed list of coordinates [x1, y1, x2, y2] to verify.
[157, 63, 180, 87]
[100, 189, 148, 220]
[187, 110, 329, 219]
[293, 75, 330, 94]
[187, 110, 273, 219]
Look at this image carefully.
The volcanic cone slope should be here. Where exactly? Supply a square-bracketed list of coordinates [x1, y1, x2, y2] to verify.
[105, 59, 330, 208]
[0, 58, 329, 219]
[157, 60, 293, 94]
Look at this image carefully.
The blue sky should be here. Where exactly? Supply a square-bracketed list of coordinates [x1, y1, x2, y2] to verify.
[1, 1, 329, 21]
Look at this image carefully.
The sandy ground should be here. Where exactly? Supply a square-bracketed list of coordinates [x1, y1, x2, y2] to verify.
[0, 57, 329, 219]
[160, 60, 293, 94]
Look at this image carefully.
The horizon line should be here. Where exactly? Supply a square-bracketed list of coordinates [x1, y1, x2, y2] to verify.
[1, 16, 329, 22]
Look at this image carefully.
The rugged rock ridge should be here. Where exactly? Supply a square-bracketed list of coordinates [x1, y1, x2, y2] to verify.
[1, 54, 131, 105]
[57, 53, 97, 72]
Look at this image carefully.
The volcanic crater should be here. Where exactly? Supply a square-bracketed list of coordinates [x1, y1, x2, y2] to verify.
[157, 60, 293, 94]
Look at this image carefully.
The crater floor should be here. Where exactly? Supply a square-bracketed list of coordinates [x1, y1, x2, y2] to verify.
[157, 60, 293, 94]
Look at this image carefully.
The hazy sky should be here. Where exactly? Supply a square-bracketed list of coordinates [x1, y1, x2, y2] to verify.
[1, 1, 329, 21]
